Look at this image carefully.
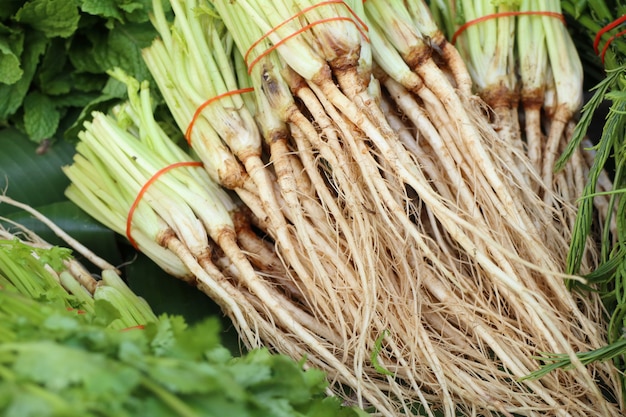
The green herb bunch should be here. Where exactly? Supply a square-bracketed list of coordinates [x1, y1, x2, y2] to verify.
[0, 205, 365, 417]
[524, 0, 626, 405]
[0, 290, 363, 417]
[0, 0, 161, 144]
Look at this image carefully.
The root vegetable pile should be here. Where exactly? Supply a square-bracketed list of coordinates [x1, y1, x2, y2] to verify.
[63, 0, 624, 415]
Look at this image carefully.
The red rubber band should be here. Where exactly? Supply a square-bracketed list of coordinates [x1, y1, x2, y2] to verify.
[245, 1, 369, 74]
[594, 15, 626, 63]
[248, 16, 369, 75]
[121, 325, 145, 332]
[126, 161, 203, 249]
[185, 87, 255, 145]
[246, 0, 340, 66]
[451, 11, 565, 45]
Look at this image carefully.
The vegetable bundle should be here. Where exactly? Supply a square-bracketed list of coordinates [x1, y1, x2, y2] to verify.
[63, 0, 623, 415]
[0, 200, 362, 417]
[0, 195, 156, 329]
[430, 0, 616, 243]
[512, 0, 626, 404]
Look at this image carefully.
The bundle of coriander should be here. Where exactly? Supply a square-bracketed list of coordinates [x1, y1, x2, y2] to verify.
[430, 0, 616, 240]
[0, 197, 365, 417]
[0, 195, 157, 329]
[63, 0, 623, 415]
[513, 0, 626, 406]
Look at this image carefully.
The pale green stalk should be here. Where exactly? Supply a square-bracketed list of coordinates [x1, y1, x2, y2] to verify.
[212, 0, 327, 81]
[364, 0, 426, 66]
[94, 286, 144, 329]
[141, 44, 231, 185]
[343, 0, 372, 81]
[517, 0, 549, 172]
[58, 271, 96, 314]
[112, 80, 238, 242]
[112, 74, 240, 218]
[459, 0, 518, 101]
[100, 269, 158, 325]
[79, 116, 211, 258]
[290, 0, 365, 76]
[540, 0, 584, 186]
[64, 129, 193, 279]
[405, 0, 473, 93]
[170, 0, 262, 161]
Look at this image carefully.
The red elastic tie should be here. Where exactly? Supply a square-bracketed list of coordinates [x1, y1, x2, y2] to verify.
[452, 11, 565, 45]
[185, 87, 255, 145]
[121, 325, 145, 332]
[126, 161, 203, 249]
[248, 17, 369, 75]
[594, 15, 626, 64]
[245, 1, 369, 74]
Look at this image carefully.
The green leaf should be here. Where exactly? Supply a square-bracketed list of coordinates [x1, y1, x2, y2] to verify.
[0, 31, 47, 120]
[15, 0, 80, 39]
[2, 389, 59, 417]
[80, 0, 125, 22]
[11, 341, 111, 391]
[91, 23, 155, 80]
[118, 0, 154, 24]
[37, 39, 71, 96]
[144, 359, 228, 394]
[80, 0, 153, 24]
[23, 91, 60, 143]
[0, 34, 24, 85]
[168, 317, 223, 361]
[63, 78, 127, 141]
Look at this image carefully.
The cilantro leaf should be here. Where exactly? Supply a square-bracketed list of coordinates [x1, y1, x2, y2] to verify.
[2, 388, 62, 417]
[0, 291, 366, 417]
[10, 341, 118, 391]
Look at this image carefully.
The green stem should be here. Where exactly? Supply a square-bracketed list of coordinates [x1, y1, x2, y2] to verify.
[140, 376, 201, 417]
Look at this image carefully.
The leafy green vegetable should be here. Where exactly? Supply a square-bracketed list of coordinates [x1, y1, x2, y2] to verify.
[0, 289, 365, 417]
[0, 0, 163, 144]
[23, 91, 60, 141]
[15, 0, 80, 39]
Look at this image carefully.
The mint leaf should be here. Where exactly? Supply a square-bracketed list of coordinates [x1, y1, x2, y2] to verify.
[15, 0, 80, 39]
[0, 34, 24, 84]
[80, 0, 152, 24]
[91, 23, 154, 80]
[0, 31, 47, 119]
[37, 39, 71, 95]
[80, 0, 125, 22]
[23, 91, 60, 143]
[118, 0, 153, 23]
